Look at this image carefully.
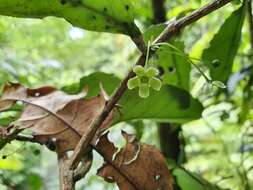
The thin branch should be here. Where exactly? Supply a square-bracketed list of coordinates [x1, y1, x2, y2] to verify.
[154, 0, 232, 44]
[69, 0, 233, 170]
[15, 135, 42, 144]
[130, 35, 147, 53]
[57, 147, 75, 190]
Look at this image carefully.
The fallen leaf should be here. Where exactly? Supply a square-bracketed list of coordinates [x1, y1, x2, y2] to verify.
[0, 83, 114, 152]
[96, 131, 174, 190]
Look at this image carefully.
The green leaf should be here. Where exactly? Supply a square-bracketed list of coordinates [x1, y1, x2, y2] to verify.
[143, 24, 165, 43]
[28, 173, 43, 190]
[0, 0, 140, 35]
[202, 5, 246, 82]
[0, 117, 16, 126]
[62, 72, 121, 98]
[144, 24, 190, 91]
[65, 72, 203, 124]
[155, 42, 190, 91]
[0, 138, 8, 151]
[79, 72, 120, 98]
[173, 167, 221, 190]
[117, 85, 203, 123]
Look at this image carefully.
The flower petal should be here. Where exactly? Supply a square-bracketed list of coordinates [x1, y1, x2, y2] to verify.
[146, 67, 159, 77]
[139, 84, 149, 98]
[127, 76, 140, 90]
[133, 65, 145, 76]
[149, 77, 162, 91]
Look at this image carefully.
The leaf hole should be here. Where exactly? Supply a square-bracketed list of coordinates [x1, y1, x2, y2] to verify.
[2, 155, 7, 159]
[60, 0, 66, 5]
[168, 66, 175, 73]
[123, 22, 128, 26]
[125, 5, 130, 11]
[212, 59, 221, 68]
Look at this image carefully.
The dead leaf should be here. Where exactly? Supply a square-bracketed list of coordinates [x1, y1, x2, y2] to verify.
[0, 83, 26, 111]
[96, 131, 174, 190]
[0, 83, 114, 153]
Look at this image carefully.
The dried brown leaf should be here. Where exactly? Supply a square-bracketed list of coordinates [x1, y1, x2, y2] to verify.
[0, 83, 114, 153]
[96, 131, 174, 190]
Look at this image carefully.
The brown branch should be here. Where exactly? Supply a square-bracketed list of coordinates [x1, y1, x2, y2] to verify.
[130, 35, 147, 53]
[154, 0, 232, 44]
[57, 148, 75, 190]
[68, 0, 233, 170]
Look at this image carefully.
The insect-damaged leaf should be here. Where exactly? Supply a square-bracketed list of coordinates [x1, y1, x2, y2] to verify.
[144, 24, 190, 91]
[202, 4, 246, 82]
[96, 131, 174, 190]
[0, 83, 115, 153]
[0, 0, 140, 36]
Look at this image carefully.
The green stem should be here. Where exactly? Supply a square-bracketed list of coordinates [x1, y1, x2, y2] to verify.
[145, 41, 151, 69]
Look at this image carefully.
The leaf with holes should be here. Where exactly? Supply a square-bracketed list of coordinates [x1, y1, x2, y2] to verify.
[202, 5, 246, 82]
[96, 131, 174, 190]
[144, 24, 190, 91]
[0, 83, 115, 153]
[154, 42, 190, 91]
[0, 0, 140, 35]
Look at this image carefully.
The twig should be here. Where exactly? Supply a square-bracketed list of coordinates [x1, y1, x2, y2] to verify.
[153, 0, 232, 44]
[68, 0, 233, 170]
[57, 148, 75, 190]
[15, 135, 42, 144]
[130, 35, 146, 53]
